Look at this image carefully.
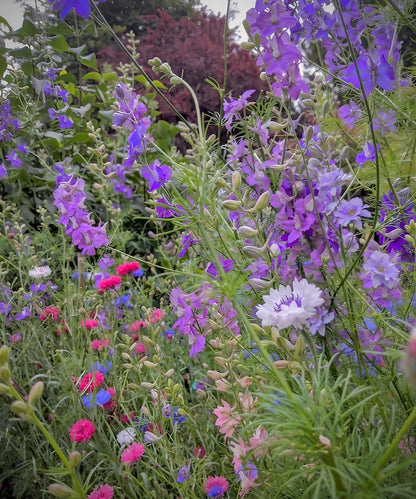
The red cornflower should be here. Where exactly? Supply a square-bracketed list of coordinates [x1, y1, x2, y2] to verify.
[69, 419, 95, 443]
[116, 261, 140, 276]
[87, 484, 114, 499]
[120, 442, 145, 466]
[39, 306, 60, 321]
[148, 308, 165, 324]
[98, 275, 122, 290]
[81, 319, 98, 329]
[79, 371, 105, 393]
[204, 476, 229, 498]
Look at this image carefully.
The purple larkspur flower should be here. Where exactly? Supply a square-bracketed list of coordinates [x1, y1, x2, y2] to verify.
[362, 249, 400, 288]
[223, 89, 255, 131]
[356, 141, 379, 166]
[0, 164, 7, 179]
[5, 150, 23, 168]
[48, 0, 102, 19]
[177, 464, 190, 483]
[58, 115, 73, 129]
[141, 159, 172, 192]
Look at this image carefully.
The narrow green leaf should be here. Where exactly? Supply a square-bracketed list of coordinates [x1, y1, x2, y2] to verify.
[0, 16, 12, 31]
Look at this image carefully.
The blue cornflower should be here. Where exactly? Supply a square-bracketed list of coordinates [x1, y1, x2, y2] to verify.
[82, 388, 111, 408]
[90, 361, 112, 376]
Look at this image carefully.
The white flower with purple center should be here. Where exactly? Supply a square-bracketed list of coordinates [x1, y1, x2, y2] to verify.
[256, 278, 324, 330]
[116, 427, 136, 446]
[28, 265, 52, 279]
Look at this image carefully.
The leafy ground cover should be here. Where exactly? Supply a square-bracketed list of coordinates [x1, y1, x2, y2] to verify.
[1, 0, 416, 497]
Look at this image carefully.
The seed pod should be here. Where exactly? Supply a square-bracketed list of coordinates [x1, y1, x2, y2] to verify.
[248, 191, 270, 212]
[48, 483, 75, 498]
[222, 199, 242, 211]
[0, 345, 9, 366]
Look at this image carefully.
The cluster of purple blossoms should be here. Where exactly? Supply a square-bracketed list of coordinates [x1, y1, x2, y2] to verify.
[53, 173, 108, 255]
[170, 285, 239, 358]
[113, 83, 151, 168]
[0, 99, 20, 142]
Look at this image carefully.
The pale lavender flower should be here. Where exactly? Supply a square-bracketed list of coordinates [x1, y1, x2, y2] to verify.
[334, 198, 371, 229]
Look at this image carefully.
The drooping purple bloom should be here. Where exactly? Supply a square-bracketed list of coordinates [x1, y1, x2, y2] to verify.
[356, 142, 379, 166]
[141, 160, 172, 192]
[177, 464, 190, 483]
[0, 164, 7, 179]
[338, 100, 363, 128]
[58, 115, 73, 129]
[48, 0, 94, 19]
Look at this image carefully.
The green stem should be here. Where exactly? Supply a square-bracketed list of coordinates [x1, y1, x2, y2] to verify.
[373, 404, 416, 476]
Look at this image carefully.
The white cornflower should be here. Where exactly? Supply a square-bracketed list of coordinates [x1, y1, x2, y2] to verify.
[28, 265, 52, 279]
[116, 427, 136, 446]
[256, 278, 324, 330]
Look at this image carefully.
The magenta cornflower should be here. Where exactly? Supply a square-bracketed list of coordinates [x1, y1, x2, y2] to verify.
[69, 419, 95, 443]
[81, 319, 98, 329]
[204, 476, 229, 498]
[79, 371, 105, 393]
[120, 442, 145, 466]
[39, 306, 60, 321]
[87, 484, 114, 499]
[98, 275, 122, 290]
[116, 261, 140, 276]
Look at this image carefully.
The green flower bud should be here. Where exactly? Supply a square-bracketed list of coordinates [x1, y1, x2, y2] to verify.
[232, 171, 241, 191]
[248, 191, 270, 212]
[48, 483, 75, 498]
[28, 381, 44, 407]
[242, 245, 265, 258]
[69, 451, 82, 468]
[238, 226, 258, 238]
[0, 345, 10, 366]
[0, 383, 10, 395]
[222, 199, 242, 211]
[0, 366, 11, 382]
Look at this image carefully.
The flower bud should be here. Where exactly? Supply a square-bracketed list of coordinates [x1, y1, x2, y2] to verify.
[222, 200, 242, 211]
[207, 370, 229, 381]
[304, 125, 314, 142]
[48, 483, 75, 497]
[164, 369, 174, 377]
[232, 171, 241, 191]
[0, 345, 10, 366]
[238, 225, 258, 238]
[214, 356, 228, 367]
[143, 361, 158, 368]
[28, 381, 44, 407]
[148, 57, 162, 68]
[11, 400, 29, 414]
[319, 435, 331, 448]
[0, 366, 11, 382]
[140, 382, 156, 389]
[242, 245, 265, 258]
[241, 41, 255, 50]
[69, 451, 82, 467]
[0, 383, 10, 395]
[170, 75, 182, 85]
[248, 191, 270, 212]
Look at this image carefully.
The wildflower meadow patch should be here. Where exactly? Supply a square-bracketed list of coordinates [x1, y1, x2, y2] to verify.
[1, 0, 416, 497]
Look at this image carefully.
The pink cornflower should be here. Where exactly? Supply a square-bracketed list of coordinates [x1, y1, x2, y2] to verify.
[81, 319, 98, 329]
[39, 306, 60, 321]
[129, 320, 146, 332]
[98, 275, 122, 290]
[87, 484, 114, 499]
[134, 342, 146, 355]
[69, 419, 95, 443]
[91, 339, 110, 350]
[79, 371, 105, 393]
[102, 387, 116, 410]
[148, 308, 165, 324]
[120, 442, 145, 466]
[204, 476, 229, 498]
[213, 400, 241, 439]
[116, 261, 140, 276]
